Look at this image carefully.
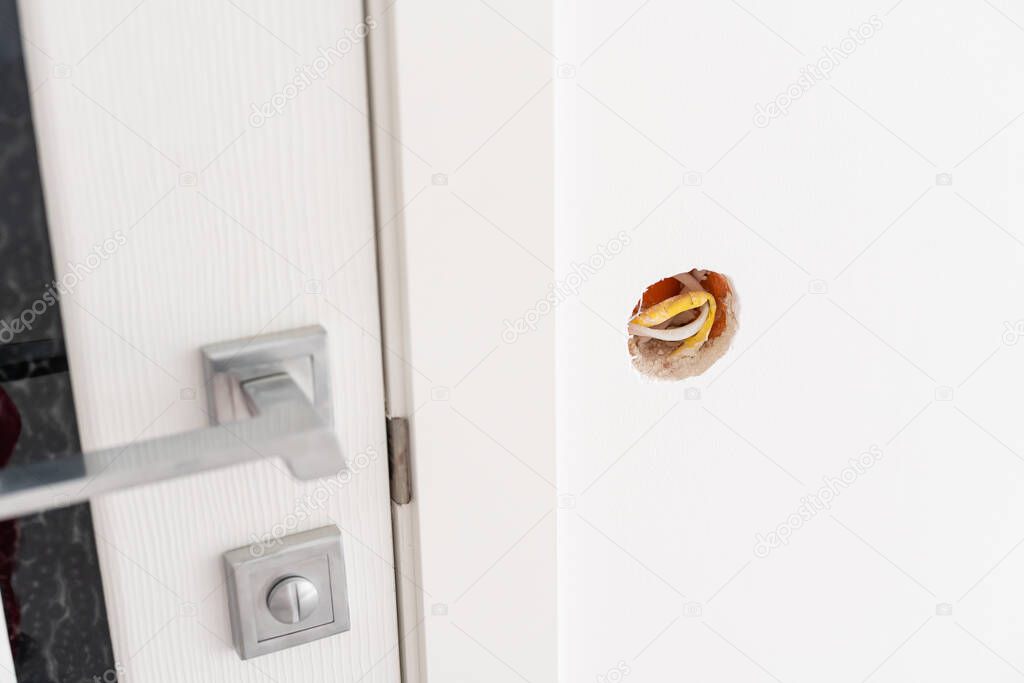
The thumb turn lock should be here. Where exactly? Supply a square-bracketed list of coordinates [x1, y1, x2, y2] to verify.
[266, 576, 320, 625]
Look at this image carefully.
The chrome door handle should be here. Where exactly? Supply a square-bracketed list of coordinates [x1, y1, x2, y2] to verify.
[0, 326, 343, 520]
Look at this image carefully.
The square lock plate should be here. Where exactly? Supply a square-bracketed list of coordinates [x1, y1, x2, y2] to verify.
[223, 525, 351, 659]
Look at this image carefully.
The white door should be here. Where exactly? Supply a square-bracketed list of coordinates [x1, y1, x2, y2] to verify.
[6, 1, 400, 680]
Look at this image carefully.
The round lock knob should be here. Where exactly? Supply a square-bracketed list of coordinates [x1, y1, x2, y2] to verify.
[266, 576, 319, 624]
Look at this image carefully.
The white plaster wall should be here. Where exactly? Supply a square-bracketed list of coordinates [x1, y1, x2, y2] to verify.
[559, 1, 1024, 680]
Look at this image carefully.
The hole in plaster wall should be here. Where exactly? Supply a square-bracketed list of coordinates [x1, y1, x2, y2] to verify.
[627, 269, 738, 381]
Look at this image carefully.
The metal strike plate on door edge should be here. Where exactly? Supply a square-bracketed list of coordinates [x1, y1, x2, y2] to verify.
[0, 325, 344, 520]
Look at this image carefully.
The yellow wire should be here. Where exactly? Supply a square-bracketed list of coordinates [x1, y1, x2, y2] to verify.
[628, 291, 717, 357]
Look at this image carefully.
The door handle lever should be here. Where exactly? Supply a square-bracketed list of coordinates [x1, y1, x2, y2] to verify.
[0, 326, 343, 520]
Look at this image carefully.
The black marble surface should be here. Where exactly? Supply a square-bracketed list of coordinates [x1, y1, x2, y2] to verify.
[0, 1, 117, 680]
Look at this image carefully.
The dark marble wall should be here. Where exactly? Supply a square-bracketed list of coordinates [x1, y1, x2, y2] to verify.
[0, 1, 117, 681]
